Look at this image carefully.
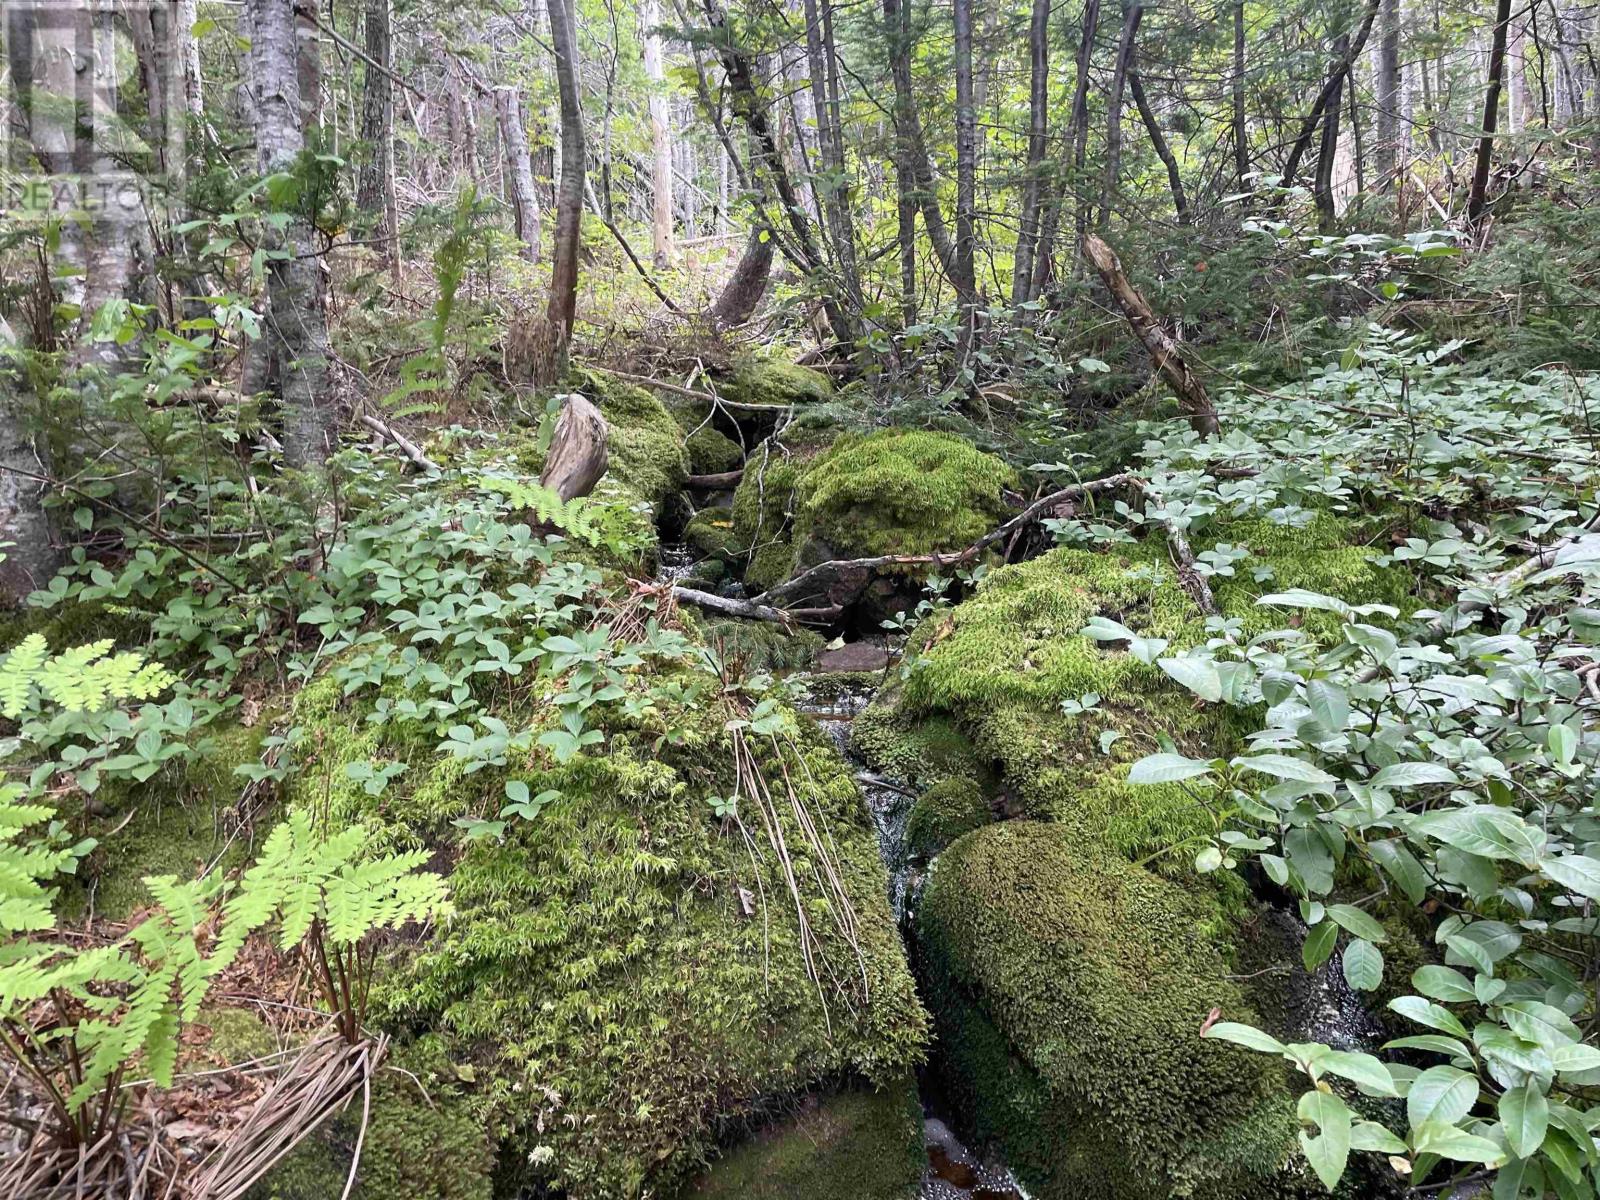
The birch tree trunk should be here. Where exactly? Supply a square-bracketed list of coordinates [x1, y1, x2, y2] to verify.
[248, 0, 335, 469]
[497, 87, 544, 264]
[643, 0, 676, 267]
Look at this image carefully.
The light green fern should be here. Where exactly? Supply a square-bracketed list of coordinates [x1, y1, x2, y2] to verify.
[0, 633, 175, 719]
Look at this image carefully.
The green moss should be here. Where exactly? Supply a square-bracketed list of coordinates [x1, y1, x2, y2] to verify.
[695, 616, 825, 671]
[727, 431, 1014, 593]
[797, 431, 1015, 560]
[719, 355, 834, 408]
[581, 368, 691, 507]
[686, 426, 746, 475]
[684, 509, 743, 564]
[62, 721, 272, 921]
[905, 778, 990, 858]
[250, 1037, 493, 1200]
[849, 700, 984, 790]
[286, 664, 925, 1199]
[198, 1005, 281, 1064]
[680, 1077, 924, 1200]
[917, 822, 1301, 1200]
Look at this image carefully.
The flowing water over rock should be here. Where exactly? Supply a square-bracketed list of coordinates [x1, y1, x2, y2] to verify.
[793, 670, 1029, 1200]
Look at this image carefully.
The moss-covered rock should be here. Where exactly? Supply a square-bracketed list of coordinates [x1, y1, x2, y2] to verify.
[880, 515, 1409, 1199]
[250, 1037, 494, 1200]
[718, 355, 834, 408]
[905, 778, 990, 859]
[283, 656, 925, 1199]
[680, 1077, 924, 1200]
[726, 431, 1016, 595]
[581, 368, 691, 507]
[917, 822, 1303, 1200]
[686, 425, 746, 475]
[849, 700, 984, 791]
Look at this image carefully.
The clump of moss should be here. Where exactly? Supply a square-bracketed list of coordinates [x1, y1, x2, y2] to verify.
[849, 700, 984, 790]
[682, 1078, 924, 1200]
[718, 355, 834, 408]
[726, 431, 1015, 594]
[686, 425, 746, 475]
[917, 822, 1301, 1200]
[905, 778, 990, 858]
[62, 721, 272, 921]
[581, 368, 691, 506]
[797, 430, 1015, 560]
[684, 508, 744, 565]
[284, 662, 925, 1199]
[251, 1037, 493, 1200]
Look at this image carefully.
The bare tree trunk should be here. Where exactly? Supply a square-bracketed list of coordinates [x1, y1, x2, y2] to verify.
[1100, 0, 1144, 227]
[497, 87, 544, 264]
[547, 0, 586, 360]
[1233, 0, 1250, 184]
[1130, 69, 1188, 221]
[0, 324, 59, 607]
[1468, 0, 1514, 222]
[248, 0, 335, 469]
[643, 0, 676, 267]
[179, 0, 205, 115]
[709, 225, 775, 327]
[1374, 0, 1401, 188]
[801, 0, 864, 311]
[1280, 0, 1382, 187]
[358, 0, 398, 270]
[1012, 0, 1050, 305]
[1069, 0, 1101, 241]
[953, 0, 976, 307]
[1314, 36, 1347, 223]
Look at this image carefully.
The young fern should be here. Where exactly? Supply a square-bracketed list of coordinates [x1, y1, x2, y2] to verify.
[0, 633, 175, 719]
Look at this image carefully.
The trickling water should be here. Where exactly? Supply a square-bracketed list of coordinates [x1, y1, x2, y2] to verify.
[655, 543, 698, 586]
[792, 671, 1028, 1200]
[1265, 910, 1385, 1050]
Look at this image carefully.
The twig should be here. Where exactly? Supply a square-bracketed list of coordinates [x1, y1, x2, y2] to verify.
[356, 414, 440, 473]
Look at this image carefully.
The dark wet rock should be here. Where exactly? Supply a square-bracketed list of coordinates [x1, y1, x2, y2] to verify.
[818, 642, 893, 673]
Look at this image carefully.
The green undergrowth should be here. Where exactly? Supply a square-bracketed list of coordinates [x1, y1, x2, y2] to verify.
[904, 777, 990, 859]
[680, 1076, 924, 1200]
[279, 666, 925, 1199]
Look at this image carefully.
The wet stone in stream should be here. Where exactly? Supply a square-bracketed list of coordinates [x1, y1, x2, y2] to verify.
[921, 1116, 1026, 1200]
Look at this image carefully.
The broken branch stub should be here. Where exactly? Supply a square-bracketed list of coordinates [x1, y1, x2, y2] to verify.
[538, 393, 610, 502]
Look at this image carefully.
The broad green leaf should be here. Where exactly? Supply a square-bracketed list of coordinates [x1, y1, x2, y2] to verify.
[1203, 1022, 1286, 1054]
[1406, 1065, 1479, 1130]
[1322, 1049, 1397, 1095]
[1306, 679, 1349, 732]
[1498, 1082, 1549, 1159]
[1158, 656, 1223, 702]
[1549, 1042, 1600, 1076]
[1341, 939, 1384, 992]
[1411, 966, 1476, 1003]
[1349, 1121, 1407, 1154]
[1327, 903, 1388, 943]
[1303, 921, 1338, 971]
[1370, 761, 1460, 789]
[1368, 839, 1428, 904]
[1384, 1034, 1474, 1061]
[1410, 1121, 1506, 1167]
[1233, 754, 1336, 785]
[1297, 1089, 1351, 1191]
[1127, 753, 1214, 785]
[1542, 854, 1600, 902]
[1389, 996, 1471, 1038]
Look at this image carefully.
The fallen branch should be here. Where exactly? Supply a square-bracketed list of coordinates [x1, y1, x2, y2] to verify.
[688, 468, 744, 489]
[597, 368, 795, 413]
[672, 585, 841, 625]
[1082, 232, 1219, 437]
[357, 414, 439, 472]
[1163, 523, 1218, 615]
[750, 472, 1141, 607]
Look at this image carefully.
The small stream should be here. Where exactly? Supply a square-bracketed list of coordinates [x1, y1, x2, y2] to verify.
[793, 677, 1027, 1200]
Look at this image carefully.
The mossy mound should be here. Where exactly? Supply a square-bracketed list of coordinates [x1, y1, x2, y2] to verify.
[849, 700, 985, 791]
[581, 368, 691, 507]
[686, 425, 746, 475]
[883, 514, 1407, 1198]
[680, 1077, 924, 1200]
[250, 1037, 493, 1200]
[718, 355, 834, 408]
[727, 431, 1016, 595]
[917, 822, 1305, 1200]
[905, 778, 990, 859]
[280, 663, 924, 1199]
